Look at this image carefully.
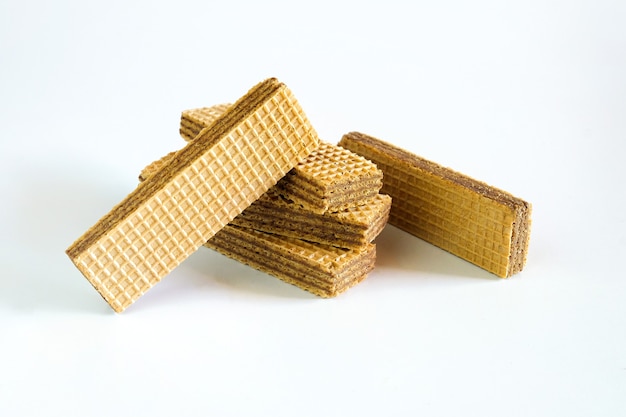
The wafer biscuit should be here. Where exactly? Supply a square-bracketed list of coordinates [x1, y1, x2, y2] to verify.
[206, 225, 376, 297]
[339, 132, 531, 278]
[140, 155, 391, 248]
[274, 141, 383, 213]
[66, 78, 320, 312]
[181, 105, 383, 213]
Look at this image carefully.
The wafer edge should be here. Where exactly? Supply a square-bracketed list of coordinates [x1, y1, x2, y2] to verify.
[231, 194, 391, 248]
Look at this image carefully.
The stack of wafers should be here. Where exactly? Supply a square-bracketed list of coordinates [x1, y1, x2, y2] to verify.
[66, 77, 532, 313]
[140, 104, 391, 298]
[66, 79, 322, 311]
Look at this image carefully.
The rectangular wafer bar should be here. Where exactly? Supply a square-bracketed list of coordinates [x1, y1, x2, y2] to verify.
[339, 132, 531, 278]
[66, 78, 320, 312]
[181, 106, 384, 213]
[140, 155, 391, 249]
[274, 141, 383, 213]
[205, 225, 376, 297]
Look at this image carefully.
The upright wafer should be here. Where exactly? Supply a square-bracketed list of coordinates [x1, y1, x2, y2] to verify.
[339, 132, 531, 278]
[66, 78, 320, 312]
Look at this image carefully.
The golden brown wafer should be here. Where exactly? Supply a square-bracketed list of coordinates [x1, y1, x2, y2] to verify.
[274, 141, 383, 213]
[140, 154, 391, 249]
[180, 106, 383, 213]
[205, 225, 376, 297]
[339, 132, 531, 278]
[66, 78, 320, 312]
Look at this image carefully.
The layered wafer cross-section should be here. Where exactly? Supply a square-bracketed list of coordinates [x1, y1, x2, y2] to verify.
[66, 78, 320, 312]
[232, 191, 391, 249]
[140, 155, 391, 249]
[180, 105, 384, 213]
[138, 150, 386, 297]
[138, 138, 388, 296]
[339, 132, 531, 278]
[274, 142, 383, 213]
[205, 225, 376, 298]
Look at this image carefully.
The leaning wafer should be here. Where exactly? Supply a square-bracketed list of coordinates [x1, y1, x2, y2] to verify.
[140, 155, 391, 249]
[66, 78, 320, 312]
[181, 105, 383, 213]
[206, 225, 376, 298]
[339, 132, 531, 278]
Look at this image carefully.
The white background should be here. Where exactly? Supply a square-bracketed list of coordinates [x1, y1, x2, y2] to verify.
[1, 1, 625, 416]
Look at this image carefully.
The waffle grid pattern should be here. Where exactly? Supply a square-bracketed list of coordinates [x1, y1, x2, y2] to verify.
[181, 107, 383, 196]
[340, 136, 515, 277]
[285, 142, 382, 189]
[274, 142, 382, 213]
[71, 86, 318, 311]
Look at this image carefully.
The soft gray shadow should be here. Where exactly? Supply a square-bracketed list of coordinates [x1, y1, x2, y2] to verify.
[114, 248, 314, 314]
[374, 225, 498, 280]
[181, 247, 316, 299]
[0, 160, 134, 314]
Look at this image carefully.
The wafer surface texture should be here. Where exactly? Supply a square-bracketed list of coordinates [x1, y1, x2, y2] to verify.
[66, 78, 320, 312]
[141, 156, 381, 295]
[339, 132, 531, 277]
[181, 105, 383, 213]
[141, 155, 391, 249]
